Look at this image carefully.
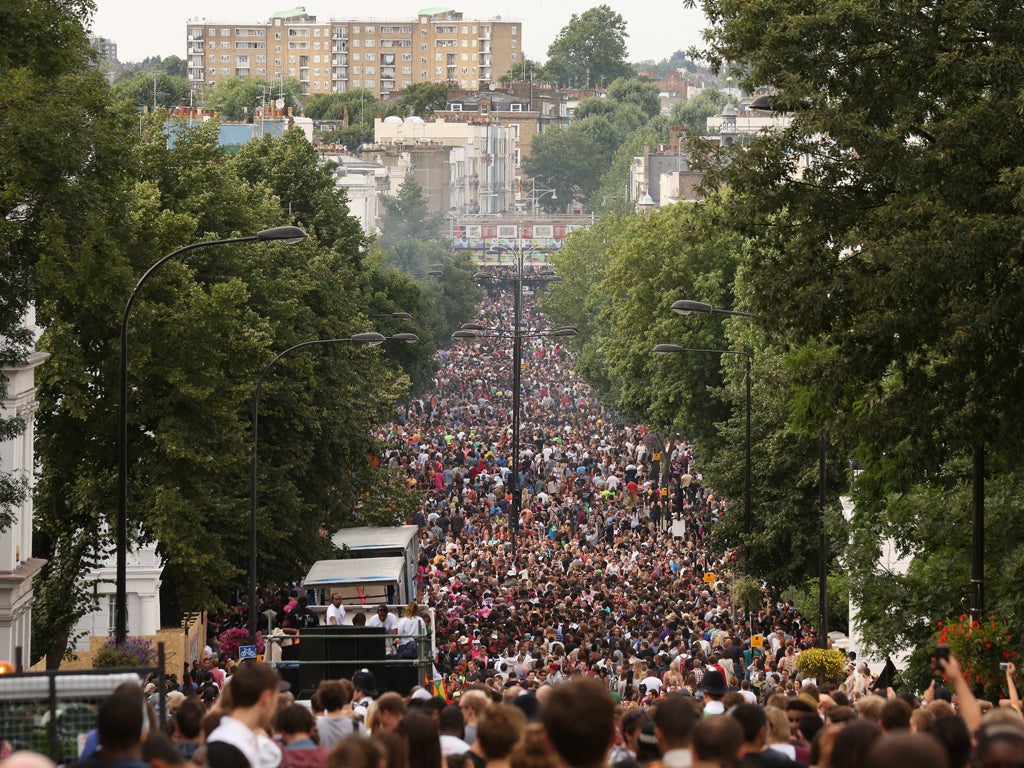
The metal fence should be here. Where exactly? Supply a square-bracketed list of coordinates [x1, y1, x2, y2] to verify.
[0, 645, 166, 764]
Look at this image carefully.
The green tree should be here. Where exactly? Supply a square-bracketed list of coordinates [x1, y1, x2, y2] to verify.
[689, 0, 1024, 656]
[379, 174, 441, 249]
[1, 0, 136, 537]
[605, 77, 662, 120]
[668, 87, 733, 134]
[523, 122, 608, 208]
[233, 129, 365, 254]
[545, 4, 632, 88]
[113, 71, 191, 109]
[33, 116, 413, 663]
[384, 82, 449, 117]
[208, 77, 264, 121]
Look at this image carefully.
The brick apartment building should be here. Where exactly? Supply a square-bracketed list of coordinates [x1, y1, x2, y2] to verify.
[186, 7, 522, 98]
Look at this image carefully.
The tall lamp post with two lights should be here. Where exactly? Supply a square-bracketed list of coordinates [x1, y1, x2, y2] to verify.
[455, 243, 573, 558]
[116, 225, 307, 645]
[247, 331, 419, 643]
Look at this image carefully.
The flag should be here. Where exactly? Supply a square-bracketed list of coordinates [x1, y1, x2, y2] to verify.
[872, 657, 899, 693]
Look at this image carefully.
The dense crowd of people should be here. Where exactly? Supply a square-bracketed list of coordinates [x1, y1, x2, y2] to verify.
[7, 285, 1024, 768]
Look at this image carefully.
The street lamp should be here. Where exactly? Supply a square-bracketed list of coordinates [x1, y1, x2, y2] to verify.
[454, 322, 577, 559]
[671, 300, 754, 318]
[248, 331, 419, 642]
[116, 225, 307, 645]
[530, 178, 557, 213]
[452, 245, 574, 559]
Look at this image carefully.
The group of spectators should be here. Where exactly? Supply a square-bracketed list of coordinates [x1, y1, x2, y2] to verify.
[376, 287, 813, 702]
[7, 283, 1023, 768]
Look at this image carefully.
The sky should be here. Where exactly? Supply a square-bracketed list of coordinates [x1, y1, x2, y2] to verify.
[89, 0, 709, 66]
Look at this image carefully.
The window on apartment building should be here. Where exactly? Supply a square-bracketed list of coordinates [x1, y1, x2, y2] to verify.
[435, 67, 442, 75]
[420, 71, 427, 77]
[352, 25, 360, 33]
[353, 66, 361, 74]
[421, 44, 427, 51]
[221, 68, 230, 75]
[275, 32, 281, 39]
[208, 54, 215, 62]
[461, 67, 467, 74]
[402, 80, 411, 87]
[402, 67, 411, 74]
[365, 79, 374, 88]
[221, 28, 229, 35]
[512, 26, 518, 34]
[235, 55, 248, 64]
[512, 40, 517, 48]
[314, 28, 320, 36]
[365, 39, 374, 47]
[275, 58, 281, 66]
[257, 68, 266, 75]
[314, 55, 320, 63]
[207, 67, 215, 74]
[257, 55, 266, 62]
[352, 79, 360, 87]
[314, 42, 320, 50]
[209, 28, 216, 36]
[221, 41, 230, 49]
[289, 55, 296, 63]
[365, 66, 375, 74]
[511, 54, 517, 62]
[353, 40, 360, 47]
[275, 45, 281, 52]
[365, 26, 374, 33]
[403, 53, 412, 61]
[462, 53, 468, 61]
[220, 54, 229, 62]
[435, 53, 442, 61]
[208, 41, 216, 49]
[314, 68, 320, 76]
[288, 68, 296, 76]
[352, 53, 360, 60]
[462, 40, 468, 47]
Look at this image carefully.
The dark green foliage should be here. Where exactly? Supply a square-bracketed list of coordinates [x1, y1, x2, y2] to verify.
[384, 82, 449, 117]
[545, 5, 632, 88]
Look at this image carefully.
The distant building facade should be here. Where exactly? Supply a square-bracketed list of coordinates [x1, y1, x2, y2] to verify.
[365, 116, 518, 215]
[434, 84, 572, 206]
[0, 308, 47, 667]
[187, 8, 522, 98]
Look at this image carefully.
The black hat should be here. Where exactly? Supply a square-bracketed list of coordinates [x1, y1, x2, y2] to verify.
[352, 669, 378, 696]
[700, 669, 728, 697]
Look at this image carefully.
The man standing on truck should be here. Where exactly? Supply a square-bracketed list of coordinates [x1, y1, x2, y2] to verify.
[326, 593, 346, 626]
[367, 604, 399, 655]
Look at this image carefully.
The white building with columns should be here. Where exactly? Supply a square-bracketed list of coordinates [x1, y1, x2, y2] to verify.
[0, 309, 48, 666]
[70, 541, 164, 653]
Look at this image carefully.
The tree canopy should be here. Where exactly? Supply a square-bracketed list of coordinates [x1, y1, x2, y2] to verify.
[685, 0, 1024, 664]
[545, 5, 632, 88]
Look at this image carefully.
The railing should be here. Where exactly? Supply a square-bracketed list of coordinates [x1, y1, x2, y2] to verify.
[0, 644, 166, 764]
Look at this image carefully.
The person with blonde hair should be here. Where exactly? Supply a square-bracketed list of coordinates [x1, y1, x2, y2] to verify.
[396, 603, 427, 660]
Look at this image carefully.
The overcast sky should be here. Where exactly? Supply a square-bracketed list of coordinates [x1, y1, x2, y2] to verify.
[90, 1, 709, 65]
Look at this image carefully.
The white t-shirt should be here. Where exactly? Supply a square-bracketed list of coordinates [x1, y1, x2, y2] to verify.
[208, 715, 282, 768]
[326, 602, 346, 625]
[397, 615, 426, 647]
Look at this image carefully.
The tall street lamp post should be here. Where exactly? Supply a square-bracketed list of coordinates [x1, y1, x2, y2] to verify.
[248, 331, 418, 643]
[116, 225, 306, 645]
[454, 248, 574, 559]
